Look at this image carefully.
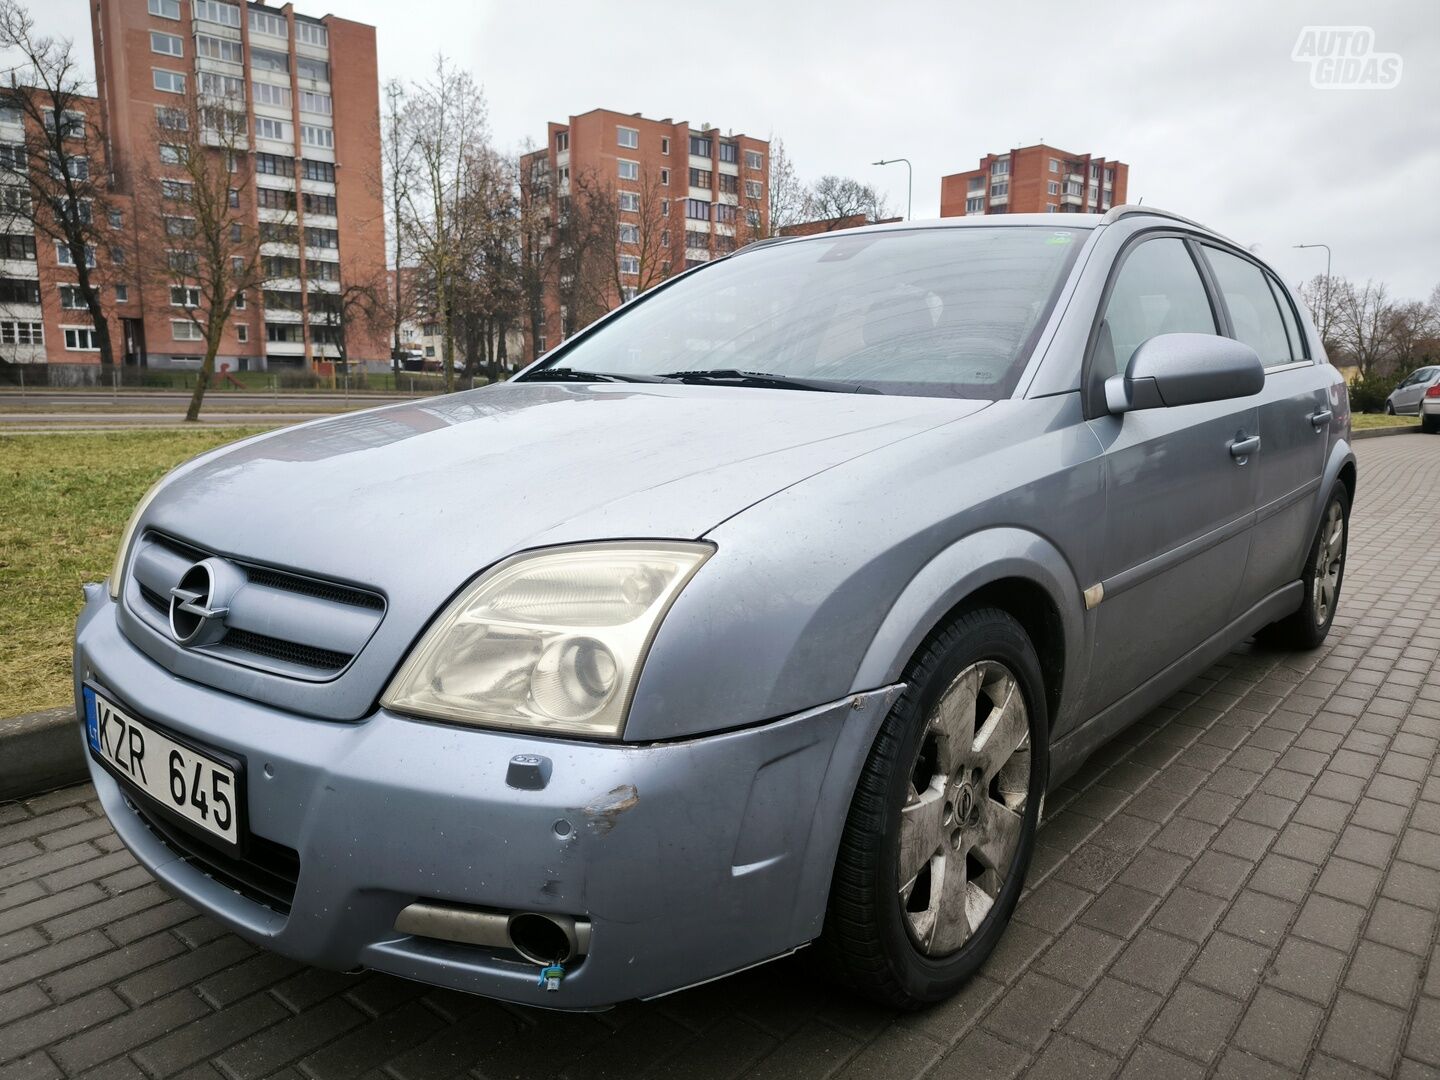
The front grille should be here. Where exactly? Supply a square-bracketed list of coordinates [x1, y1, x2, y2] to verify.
[125, 530, 386, 682]
[126, 795, 300, 915]
[221, 628, 352, 672]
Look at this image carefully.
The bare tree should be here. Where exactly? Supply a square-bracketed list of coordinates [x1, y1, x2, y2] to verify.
[516, 149, 552, 363]
[1298, 273, 1343, 357]
[378, 79, 418, 383]
[1332, 278, 1393, 377]
[0, 0, 120, 369]
[134, 93, 274, 421]
[803, 174, 892, 227]
[595, 165, 671, 304]
[1386, 298, 1440, 372]
[401, 57, 488, 393]
[552, 167, 613, 339]
[313, 279, 384, 375]
[764, 135, 803, 237]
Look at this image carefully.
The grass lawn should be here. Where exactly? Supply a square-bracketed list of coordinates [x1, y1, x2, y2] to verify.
[1351, 413, 1421, 431]
[0, 429, 267, 717]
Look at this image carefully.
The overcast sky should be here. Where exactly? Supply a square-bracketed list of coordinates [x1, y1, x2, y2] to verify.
[27, 0, 1440, 299]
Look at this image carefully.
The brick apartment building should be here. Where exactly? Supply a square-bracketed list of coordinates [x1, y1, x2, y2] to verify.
[520, 109, 768, 354]
[0, 0, 387, 370]
[939, 144, 1128, 218]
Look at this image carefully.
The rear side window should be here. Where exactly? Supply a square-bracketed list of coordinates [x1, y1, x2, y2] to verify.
[1097, 237, 1216, 380]
[1267, 276, 1307, 362]
[1204, 247, 1293, 368]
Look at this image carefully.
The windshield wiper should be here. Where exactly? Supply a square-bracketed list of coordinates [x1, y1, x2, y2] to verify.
[520, 368, 670, 384]
[659, 369, 881, 394]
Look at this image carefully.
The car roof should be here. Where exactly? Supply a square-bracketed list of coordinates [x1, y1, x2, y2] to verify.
[750, 205, 1233, 249]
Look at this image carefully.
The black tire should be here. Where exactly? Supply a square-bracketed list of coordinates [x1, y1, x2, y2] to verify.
[1259, 483, 1350, 650]
[1383, 401, 1395, 415]
[821, 607, 1048, 1009]
[1423, 413, 1439, 434]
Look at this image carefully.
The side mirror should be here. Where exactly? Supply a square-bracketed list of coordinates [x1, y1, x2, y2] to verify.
[1104, 333, 1264, 414]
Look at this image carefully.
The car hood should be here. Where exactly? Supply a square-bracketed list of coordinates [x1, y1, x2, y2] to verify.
[146, 382, 988, 599]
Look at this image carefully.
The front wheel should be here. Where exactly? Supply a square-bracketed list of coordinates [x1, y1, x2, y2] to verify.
[1260, 484, 1350, 650]
[821, 608, 1047, 1008]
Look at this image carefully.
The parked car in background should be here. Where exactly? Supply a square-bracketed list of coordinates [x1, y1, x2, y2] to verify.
[1384, 366, 1440, 432]
[77, 207, 1355, 1011]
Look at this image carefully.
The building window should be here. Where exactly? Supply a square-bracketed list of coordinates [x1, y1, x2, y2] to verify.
[618, 255, 639, 276]
[618, 223, 639, 244]
[299, 91, 331, 115]
[255, 152, 294, 176]
[689, 168, 711, 188]
[689, 135, 711, 158]
[744, 179, 762, 200]
[59, 284, 88, 309]
[148, 0, 180, 18]
[150, 31, 182, 56]
[621, 286, 637, 303]
[660, 229, 669, 247]
[172, 319, 204, 340]
[252, 81, 291, 108]
[300, 159, 334, 182]
[719, 174, 737, 194]
[1047, 181, 1059, 195]
[192, 0, 240, 27]
[0, 277, 41, 303]
[195, 34, 241, 62]
[618, 191, 640, 212]
[236, 323, 248, 342]
[251, 47, 289, 74]
[661, 137, 670, 155]
[1105, 167, 1115, 184]
[1063, 179, 1082, 196]
[296, 56, 329, 81]
[968, 176, 984, 192]
[0, 320, 43, 345]
[990, 181, 1008, 197]
[234, 291, 245, 309]
[745, 208, 760, 228]
[1090, 163, 1100, 179]
[115, 284, 129, 302]
[300, 124, 334, 149]
[305, 226, 339, 248]
[152, 68, 185, 94]
[170, 285, 201, 307]
[555, 131, 568, 152]
[618, 159, 638, 181]
[1046, 204, 1058, 213]
[156, 106, 187, 131]
[966, 197, 984, 214]
[0, 144, 23, 169]
[54, 242, 96, 267]
[110, 246, 125, 265]
[991, 158, 1009, 176]
[158, 144, 186, 167]
[0, 234, 35, 260]
[249, 9, 286, 36]
[715, 203, 736, 224]
[160, 178, 192, 201]
[659, 168, 669, 186]
[684, 199, 709, 221]
[230, 222, 242, 242]
[303, 192, 337, 215]
[660, 199, 669, 217]
[718, 141, 738, 164]
[745, 150, 763, 171]
[1049, 159, 1060, 173]
[617, 125, 638, 149]
[164, 216, 197, 239]
[62, 326, 101, 351]
[295, 21, 328, 47]
[255, 117, 288, 141]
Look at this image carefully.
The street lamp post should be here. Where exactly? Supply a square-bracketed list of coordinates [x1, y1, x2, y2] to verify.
[872, 158, 912, 221]
[1294, 242, 1333, 340]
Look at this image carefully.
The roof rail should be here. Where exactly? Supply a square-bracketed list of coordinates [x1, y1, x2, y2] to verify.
[1099, 204, 1233, 242]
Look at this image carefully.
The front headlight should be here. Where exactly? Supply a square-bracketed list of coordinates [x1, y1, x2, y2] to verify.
[381, 542, 713, 738]
[107, 475, 170, 601]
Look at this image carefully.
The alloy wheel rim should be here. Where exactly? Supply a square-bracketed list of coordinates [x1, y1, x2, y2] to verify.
[1313, 501, 1344, 626]
[897, 660, 1030, 956]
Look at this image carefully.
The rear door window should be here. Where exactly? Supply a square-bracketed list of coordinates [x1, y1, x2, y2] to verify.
[1203, 247, 1293, 368]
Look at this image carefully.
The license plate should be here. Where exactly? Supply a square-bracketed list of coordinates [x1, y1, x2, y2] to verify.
[84, 688, 241, 847]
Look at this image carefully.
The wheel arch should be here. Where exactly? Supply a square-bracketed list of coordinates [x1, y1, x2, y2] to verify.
[851, 527, 1086, 739]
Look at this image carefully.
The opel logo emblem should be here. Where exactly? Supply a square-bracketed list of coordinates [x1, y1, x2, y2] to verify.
[168, 558, 238, 647]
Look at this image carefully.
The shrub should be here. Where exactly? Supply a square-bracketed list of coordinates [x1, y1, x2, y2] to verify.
[1348, 371, 1400, 413]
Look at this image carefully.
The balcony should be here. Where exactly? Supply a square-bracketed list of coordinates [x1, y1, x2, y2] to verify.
[1060, 193, 1083, 207]
[988, 190, 1009, 205]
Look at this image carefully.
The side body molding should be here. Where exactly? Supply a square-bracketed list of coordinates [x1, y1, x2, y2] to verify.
[850, 527, 1089, 738]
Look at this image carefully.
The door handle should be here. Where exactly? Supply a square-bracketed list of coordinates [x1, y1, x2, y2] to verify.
[1229, 434, 1261, 461]
[1309, 409, 1333, 429]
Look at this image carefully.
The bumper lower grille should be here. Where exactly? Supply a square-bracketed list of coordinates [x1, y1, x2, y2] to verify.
[125, 795, 301, 915]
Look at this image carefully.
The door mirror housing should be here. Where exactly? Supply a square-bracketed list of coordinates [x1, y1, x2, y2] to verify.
[1104, 333, 1264, 414]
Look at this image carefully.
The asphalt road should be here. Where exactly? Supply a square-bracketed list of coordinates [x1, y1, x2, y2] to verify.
[1, 435, 1438, 1079]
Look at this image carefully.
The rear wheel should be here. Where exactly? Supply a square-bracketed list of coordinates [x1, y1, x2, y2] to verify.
[1260, 484, 1349, 649]
[821, 608, 1047, 1008]
[1384, 401, 1395, 415]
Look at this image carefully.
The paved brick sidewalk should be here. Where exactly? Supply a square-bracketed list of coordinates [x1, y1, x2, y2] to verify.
[3, 435, 1438, 1080]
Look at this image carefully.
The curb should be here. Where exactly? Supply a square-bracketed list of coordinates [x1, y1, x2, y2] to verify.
[0, 706, 87, 801]
[1352, 424, 1422, 440]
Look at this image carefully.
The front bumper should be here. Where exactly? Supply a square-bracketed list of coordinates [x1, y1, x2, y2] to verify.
[74, 586, 899, 1008]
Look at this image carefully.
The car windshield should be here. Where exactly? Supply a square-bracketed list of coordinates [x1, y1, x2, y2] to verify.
[527, 226, 1086, 399]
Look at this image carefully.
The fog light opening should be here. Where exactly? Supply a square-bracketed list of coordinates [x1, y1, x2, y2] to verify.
[508, 912, 575, 965]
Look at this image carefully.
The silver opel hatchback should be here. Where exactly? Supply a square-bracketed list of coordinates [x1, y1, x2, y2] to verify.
[77, 208, 1355, 1010]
